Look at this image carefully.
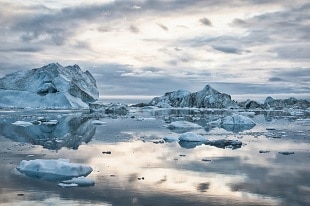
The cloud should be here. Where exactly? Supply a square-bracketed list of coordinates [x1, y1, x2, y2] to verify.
[274, 46, 310, 59]
[212, 46, 241, 54]
[268, 77, 285, 82]
[199, 17, 212, 26]
[129, 25, 140, 33]
[157, 23, 168, 31]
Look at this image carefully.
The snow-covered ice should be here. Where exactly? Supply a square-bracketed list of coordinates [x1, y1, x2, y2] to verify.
[136, 117, 157, 121]
[58, 176, 95, 187]
[150, 85, 238, 108]
[0, 63, 99, 109]
[163, 136, 179, 142]
[12, 121, 33, 127]
[168, 121, 202, 129]
[92, 120, 106, 125]
[17, 159, 93, 181]
[179, 132, 208, 142]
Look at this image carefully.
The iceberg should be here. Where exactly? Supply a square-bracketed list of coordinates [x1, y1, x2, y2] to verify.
[89, 101, 129, 115]
[0, 63, 99, 109]
[179, 132, 207, 142]
[167, 121, 202, 133]
[150, 85, 238, 108]
[16, 159, 93, 181]
[221, 114, 256, 133]
[12, 121, 33, 127]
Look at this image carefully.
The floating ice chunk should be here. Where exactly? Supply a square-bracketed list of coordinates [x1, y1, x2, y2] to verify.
[136, 117, 157, 121]
[278, 152, 295, 155]
[12, 121, 33, 127]
[92, 120, 106, 125]
[163, 136, 179, 142]
[168, 121, 202, 129]
[205, 139, 242, 149]
[42, 120, 58, 125]
[57, 183, 78, 187]
[58, 176, 95, 187]
[17, 159, 93, 181]
[179, 132, 207, 142]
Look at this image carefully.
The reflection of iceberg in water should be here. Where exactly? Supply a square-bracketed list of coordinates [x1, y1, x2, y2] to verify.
[0, 113, 96, 150]
[221, 124, 255, 133]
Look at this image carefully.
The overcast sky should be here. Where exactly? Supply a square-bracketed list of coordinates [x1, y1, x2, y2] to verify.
[0, 0, 309, 100]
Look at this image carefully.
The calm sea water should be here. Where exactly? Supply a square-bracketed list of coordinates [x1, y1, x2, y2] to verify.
[0, 108, 309, 206]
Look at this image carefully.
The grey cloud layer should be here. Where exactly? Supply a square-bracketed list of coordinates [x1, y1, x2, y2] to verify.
[0, 0, 309, 97]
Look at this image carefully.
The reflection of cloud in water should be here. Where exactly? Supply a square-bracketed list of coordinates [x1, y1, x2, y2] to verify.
[0, 113, 95, 150]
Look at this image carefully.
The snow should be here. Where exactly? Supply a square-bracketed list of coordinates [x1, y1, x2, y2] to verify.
[12, 121, 33, 127]
[150, 85, 237, 108]
[58, 176, 95, 187]
[0, 63, 99, 109]
[179, 132, 208, 142]
[42, 120, 58, 125]
[92, 120, 106, 125]
[222, 114, 256, 125]
[17, 159, 93, 180]
[168, 121, 202, 129]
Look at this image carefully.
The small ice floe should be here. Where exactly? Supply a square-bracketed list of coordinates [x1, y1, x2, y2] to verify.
[136, 117, 157, 121]
[16, 159, 93, 181]
[32, 118, 58, 125]
[278, 152, 295, 155]
[58, 176, 95, 187]
[289, 110, 304, 116]
[178, 132, 207, 142]
[12, 121, 33, 127]
[205, 139, 242, 149]
[266, 127, 276, 131]
[259, 150, 270, 153]
[168, 121, 201, 129]
[92, 120, 106, 125]
[42, 120, 58, 125]
[163, 136, 179, 142]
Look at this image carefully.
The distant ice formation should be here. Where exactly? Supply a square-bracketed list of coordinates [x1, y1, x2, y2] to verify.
[0, 63, 99, 109]
[150, 85, 238, 108]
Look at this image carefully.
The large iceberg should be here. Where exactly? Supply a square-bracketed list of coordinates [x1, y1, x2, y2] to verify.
[0, 63, 99, 109]
[150, 85, 238, 108]
[17, 159, 93, 181]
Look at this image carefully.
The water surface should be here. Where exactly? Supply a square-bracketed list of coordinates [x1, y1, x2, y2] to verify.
[0, 109, 309, 205]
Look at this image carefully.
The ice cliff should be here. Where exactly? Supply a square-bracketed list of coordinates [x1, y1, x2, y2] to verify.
[0, 63, 99, 109]
[150, 85, 238, 108]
